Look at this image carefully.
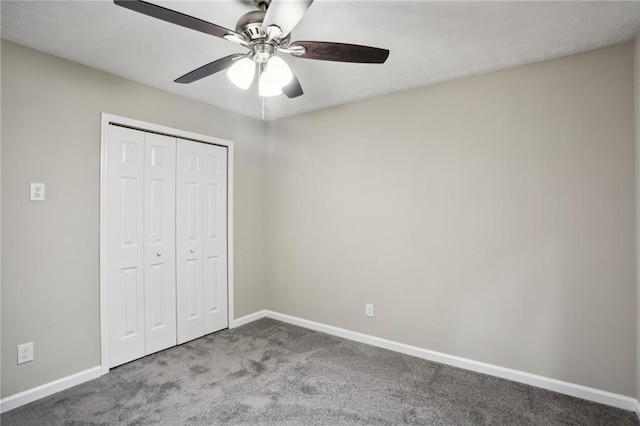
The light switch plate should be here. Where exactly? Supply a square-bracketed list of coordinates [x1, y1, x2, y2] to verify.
[30, 183, 45, 201]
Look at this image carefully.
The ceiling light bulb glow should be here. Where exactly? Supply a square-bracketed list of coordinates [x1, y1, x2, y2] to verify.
[267, 56, 293, 87]
[259, 69, 283, 97]
[227, 57, 255, 90]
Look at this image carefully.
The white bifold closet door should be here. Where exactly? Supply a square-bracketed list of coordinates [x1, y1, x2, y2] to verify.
[176, 139, 228, 344]
[106, 125, 176, 368]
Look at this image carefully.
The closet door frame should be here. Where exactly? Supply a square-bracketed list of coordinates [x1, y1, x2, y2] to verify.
[99, 113, 235, 375]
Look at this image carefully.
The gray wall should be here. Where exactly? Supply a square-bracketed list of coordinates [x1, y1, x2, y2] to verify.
[1, 40, 267, 397]
[265, 42, 636, 396]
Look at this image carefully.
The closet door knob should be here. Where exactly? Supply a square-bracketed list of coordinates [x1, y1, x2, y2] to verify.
[190, 249, 195, 254]
[156, 252, 162, 257]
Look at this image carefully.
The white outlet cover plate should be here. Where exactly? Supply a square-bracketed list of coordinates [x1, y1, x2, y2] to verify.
[366, 303, 374, 318]
[17, 342, 34, 364]
[30, 182, 45, 201]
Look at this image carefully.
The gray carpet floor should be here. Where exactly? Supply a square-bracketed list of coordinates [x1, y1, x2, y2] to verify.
[2, 318, 638, 425]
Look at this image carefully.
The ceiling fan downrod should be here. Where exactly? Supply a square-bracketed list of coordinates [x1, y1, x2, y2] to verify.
[251, 0, 271, 10]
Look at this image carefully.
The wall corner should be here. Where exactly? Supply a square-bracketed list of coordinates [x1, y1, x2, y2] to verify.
[634, 32, 640, 401]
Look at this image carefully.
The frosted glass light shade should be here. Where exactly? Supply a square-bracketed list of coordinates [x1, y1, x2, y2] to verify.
[259, 70, 283, 97]
[267, 56, 293, 86]
[227, 57, 255, 90]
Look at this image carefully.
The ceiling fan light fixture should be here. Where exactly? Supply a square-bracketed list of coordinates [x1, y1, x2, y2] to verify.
[259, 69, 283, 97]
[266, 56, 293, 86]
[227, 57, 255, 90]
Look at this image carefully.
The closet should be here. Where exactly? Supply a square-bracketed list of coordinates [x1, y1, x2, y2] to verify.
[105, 124, 228, 368]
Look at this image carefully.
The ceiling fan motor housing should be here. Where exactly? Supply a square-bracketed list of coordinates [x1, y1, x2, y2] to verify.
[236, 9, 290, 63]
[235, 10, 267, 41]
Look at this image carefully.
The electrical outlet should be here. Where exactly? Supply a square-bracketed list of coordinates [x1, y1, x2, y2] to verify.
[30, 183, 45, 201]
[365, 303, 374, 318]
[17, 342, 34, 364]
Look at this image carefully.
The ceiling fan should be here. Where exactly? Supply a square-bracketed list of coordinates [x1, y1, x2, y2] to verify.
[114, 0, 390, 98]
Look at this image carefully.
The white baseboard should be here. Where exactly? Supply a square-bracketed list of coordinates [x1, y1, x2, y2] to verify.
[232, 310, 268, 328]
[4, 313, 637, 415]
[0, 366, 101, 414]
[256, 310, 638, 412]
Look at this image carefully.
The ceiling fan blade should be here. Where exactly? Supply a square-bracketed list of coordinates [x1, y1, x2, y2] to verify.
[114, 0, 241, 41]
[282, 71, 304, 98]
[175, 54, 244, 84]
[262, 0, 314, 38]
[288, 41, 389, 64]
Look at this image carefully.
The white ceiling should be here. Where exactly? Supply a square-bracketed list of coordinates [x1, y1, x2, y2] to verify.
[2, 1, 640, 121]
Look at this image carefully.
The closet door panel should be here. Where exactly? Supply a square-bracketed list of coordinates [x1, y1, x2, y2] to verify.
[144, 134, 177, 354]
[185, 259, 201, 318]
[203, 146, 228, 333]
[176, 140, 205, 344]
[107, 125, 145, 367]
